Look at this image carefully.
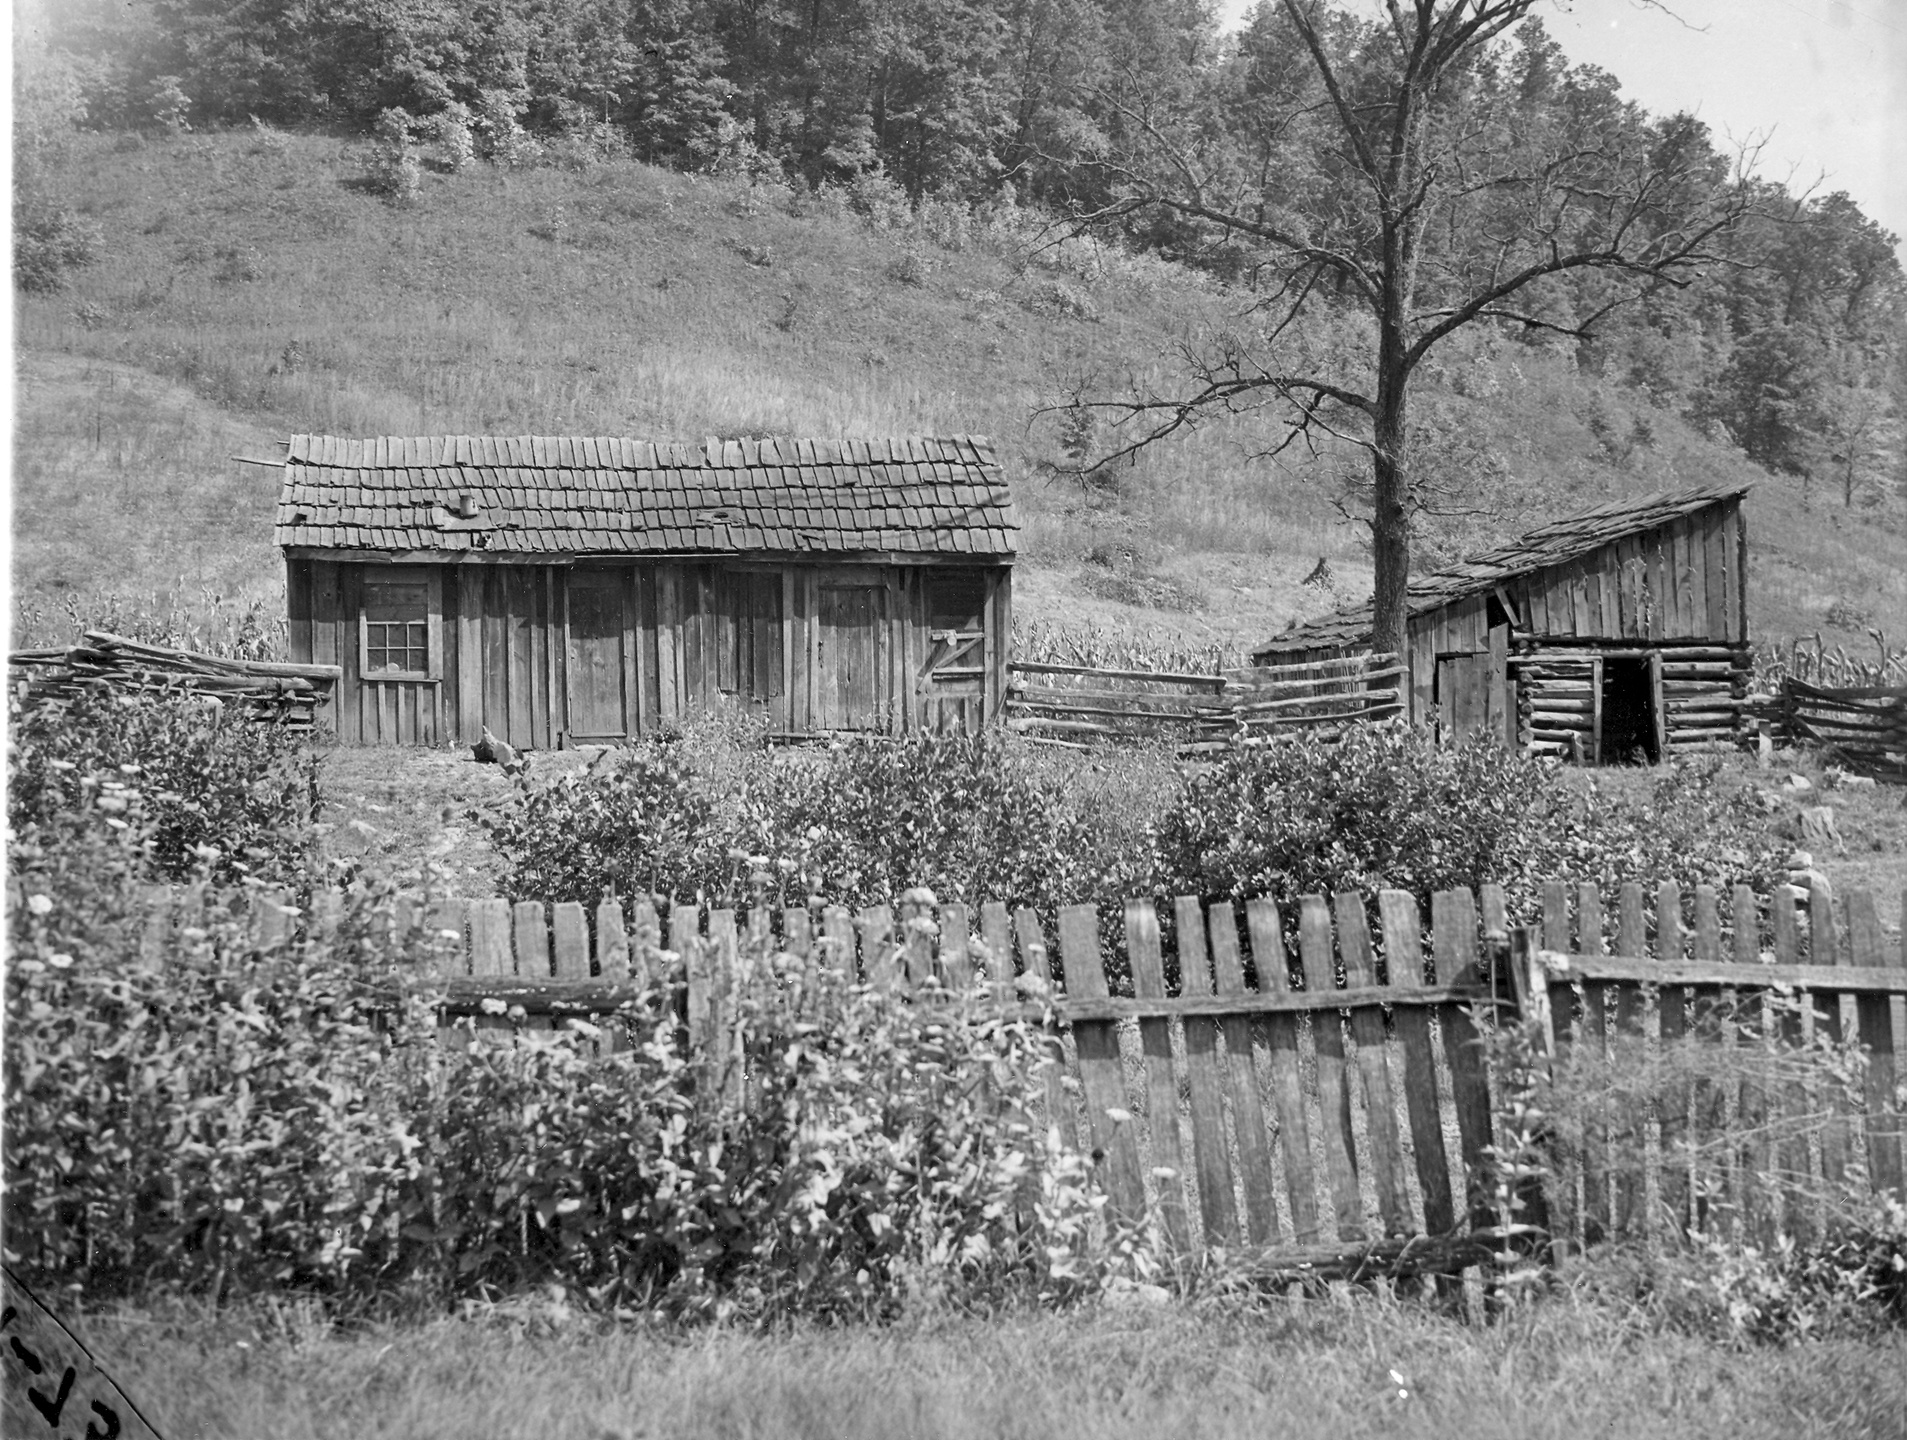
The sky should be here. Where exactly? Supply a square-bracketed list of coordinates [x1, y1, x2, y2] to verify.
[1217, 0, 1907, 261]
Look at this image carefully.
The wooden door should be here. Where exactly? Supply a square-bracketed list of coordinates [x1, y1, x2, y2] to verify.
[1435, 652, 1491, 744]
[567, 567, 629, 740]
[718, 569, 785, 713]
[818, 581, 887, 730]
[917, 568, 990, 732]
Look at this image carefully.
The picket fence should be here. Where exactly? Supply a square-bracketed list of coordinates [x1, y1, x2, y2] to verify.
[188, 875, 1907, 1278]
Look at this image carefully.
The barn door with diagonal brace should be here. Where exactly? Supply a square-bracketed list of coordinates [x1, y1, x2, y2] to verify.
[917, 569, 991, 733]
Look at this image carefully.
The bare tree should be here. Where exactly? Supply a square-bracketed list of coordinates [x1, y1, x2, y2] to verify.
[1058, 1, 1773, 662]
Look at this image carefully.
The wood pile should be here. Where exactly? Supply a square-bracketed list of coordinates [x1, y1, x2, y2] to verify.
[1004, 652, 1403, 752]
[1777, 678, 1907, 783]
[9, 630, 341, 731]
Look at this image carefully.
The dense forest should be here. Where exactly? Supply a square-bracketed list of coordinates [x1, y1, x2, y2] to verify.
[16, 0, 1906, 520]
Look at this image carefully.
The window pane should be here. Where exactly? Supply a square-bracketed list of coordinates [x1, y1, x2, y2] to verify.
[363, 575, 430, 673]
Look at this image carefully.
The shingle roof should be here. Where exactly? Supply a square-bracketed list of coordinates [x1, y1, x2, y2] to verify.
[1254, 479, 1752, 657]
[272, 435, 1018, 558]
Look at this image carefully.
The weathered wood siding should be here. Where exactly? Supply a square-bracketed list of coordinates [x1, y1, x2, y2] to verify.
[290, 556, 1010, 746]
[1267, 497, 1747, 735]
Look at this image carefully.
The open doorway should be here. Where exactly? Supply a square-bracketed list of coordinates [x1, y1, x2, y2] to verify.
[1599, 655, 1659, 764]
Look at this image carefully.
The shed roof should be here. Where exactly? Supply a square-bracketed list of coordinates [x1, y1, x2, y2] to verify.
[273, 435, 1018, 558]
[1254, 479, 1751, 657]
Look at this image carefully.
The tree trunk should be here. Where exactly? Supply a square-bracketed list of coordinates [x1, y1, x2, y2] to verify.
[1370, 396, 1411, 676]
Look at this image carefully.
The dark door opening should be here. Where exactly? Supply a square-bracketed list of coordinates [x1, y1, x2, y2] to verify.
[1599, 655, 1659, 765]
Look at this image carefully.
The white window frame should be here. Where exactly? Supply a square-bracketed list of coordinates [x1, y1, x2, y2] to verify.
[358, 565, 443, 681]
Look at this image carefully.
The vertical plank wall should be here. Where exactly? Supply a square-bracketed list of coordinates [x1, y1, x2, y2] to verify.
[293, 556, 1013, 745]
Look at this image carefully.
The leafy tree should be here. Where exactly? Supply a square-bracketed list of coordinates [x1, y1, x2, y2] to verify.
[1057, 4, 1769, 662]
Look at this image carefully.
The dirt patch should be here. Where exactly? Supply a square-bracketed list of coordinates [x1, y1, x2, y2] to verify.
[315, 743, 596, 895]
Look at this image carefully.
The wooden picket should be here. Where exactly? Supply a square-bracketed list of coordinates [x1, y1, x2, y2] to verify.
[1513, 879, 1907, 1251]
[134, 874, 1907, 1279]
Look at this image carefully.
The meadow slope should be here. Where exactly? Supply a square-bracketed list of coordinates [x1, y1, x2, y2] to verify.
[11, 128, 1907, 659]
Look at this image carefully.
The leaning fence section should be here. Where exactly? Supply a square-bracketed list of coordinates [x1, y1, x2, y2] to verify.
[1516, 877, 1907, 1253]
[1763, 677, 1907, 783]
[1003, 651, 1404, 752]
[141, 876, 1907, 1274]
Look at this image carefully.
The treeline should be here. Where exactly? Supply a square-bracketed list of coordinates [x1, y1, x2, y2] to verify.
[18, 0, 1906, 504]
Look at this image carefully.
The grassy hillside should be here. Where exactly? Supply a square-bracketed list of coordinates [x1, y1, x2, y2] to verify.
[12, 128, 1906, 659]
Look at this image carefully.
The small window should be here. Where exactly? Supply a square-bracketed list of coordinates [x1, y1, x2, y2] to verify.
[927, 570, 990, 634]
[359, 568, 440, 679]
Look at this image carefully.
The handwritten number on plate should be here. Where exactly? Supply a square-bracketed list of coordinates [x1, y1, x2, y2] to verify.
[87, 1399, 122, 1439]
[10, 1333, 45, 1373]
[30, 1364, 77, 1427]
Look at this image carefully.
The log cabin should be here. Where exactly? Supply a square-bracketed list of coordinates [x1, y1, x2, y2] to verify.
[1251, 480, 1753, 762]
[276, 434, 1018, 747]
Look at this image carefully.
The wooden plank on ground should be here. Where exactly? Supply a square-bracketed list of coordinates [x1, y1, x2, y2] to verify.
[1174, 896, 1240, 1246]
[1298, 895, 1365, 1241]
[1246, 898, 1321, 1244]
[1207, 900, 1280, 1245]
[1057, 903, 1146, 1224]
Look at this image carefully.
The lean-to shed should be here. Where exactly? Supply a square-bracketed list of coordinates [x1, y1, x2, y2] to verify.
[1252, 480, 1753, 762]
[276, 435, 1018, 747]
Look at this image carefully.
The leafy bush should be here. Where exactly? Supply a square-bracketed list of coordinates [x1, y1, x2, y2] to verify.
[13, 194, 103, 293]
[4, 884, 1146, 1320]
[1153, 725, 1554, 919]
[7, 690, 320, 892]
[483, 716, 1148, 915]
[1152, 726, 1783, 938]
[1534, 755, 1788, 909]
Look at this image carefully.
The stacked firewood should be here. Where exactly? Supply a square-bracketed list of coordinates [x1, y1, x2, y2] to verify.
[9, 630, 340, 731]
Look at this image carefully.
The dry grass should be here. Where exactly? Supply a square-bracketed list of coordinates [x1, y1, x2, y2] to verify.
[13, 127, 1906, 658]
[69, 1290, 1907, 1440]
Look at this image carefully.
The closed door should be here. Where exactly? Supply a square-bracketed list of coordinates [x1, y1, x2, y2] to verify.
[1435, 652, 1493, 744]
[567, 568, 629, 739]
[818, 582, 886, 729]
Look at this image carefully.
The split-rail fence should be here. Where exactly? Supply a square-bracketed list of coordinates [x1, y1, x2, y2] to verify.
[182, 875, 1907, 1282]
[1003, 651, 1403, 752]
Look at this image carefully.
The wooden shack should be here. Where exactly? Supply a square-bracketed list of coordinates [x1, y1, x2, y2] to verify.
[275, 434, 1018, 747]
[1251, 481, 1753, 761]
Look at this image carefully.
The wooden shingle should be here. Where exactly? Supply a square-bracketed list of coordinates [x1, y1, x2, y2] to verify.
[275, 433, 1016, 559]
